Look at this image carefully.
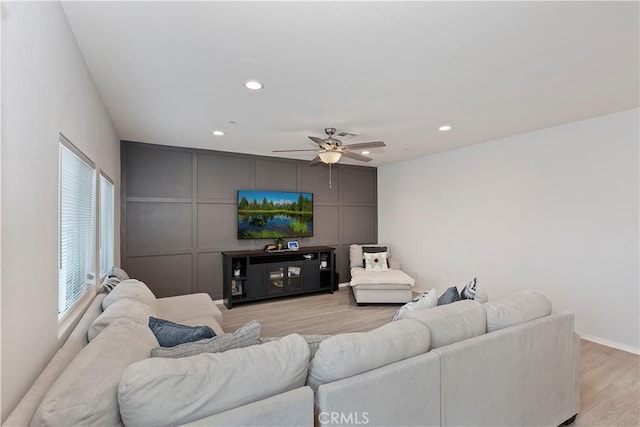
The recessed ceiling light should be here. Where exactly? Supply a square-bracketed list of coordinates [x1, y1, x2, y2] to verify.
[439, 125, 452, 132]
[361, 151, 370, 155]
[244, 81, 263, 90]
[212, 130, 224, 136]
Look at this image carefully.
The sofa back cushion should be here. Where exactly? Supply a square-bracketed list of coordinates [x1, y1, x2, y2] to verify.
[483, 291, 552, 332]
[32, 319, 158, 427]
[118, 334, 310, 426]
[307, 318, 430, 391]
[405, 300, 486, 349]
[102, 279, 156, 311]
[88, 298, 155, 341]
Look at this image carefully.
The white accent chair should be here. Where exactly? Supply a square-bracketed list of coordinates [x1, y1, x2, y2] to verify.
[349, 244, 416, 305]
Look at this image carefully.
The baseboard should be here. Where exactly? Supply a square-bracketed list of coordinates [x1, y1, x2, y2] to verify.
[578, 332, 640, 355]
[213, 298, 223, 305]
[338, 282, 350, 288]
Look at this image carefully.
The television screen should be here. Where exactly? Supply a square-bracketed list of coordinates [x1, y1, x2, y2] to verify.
[237, 190, 313, 239]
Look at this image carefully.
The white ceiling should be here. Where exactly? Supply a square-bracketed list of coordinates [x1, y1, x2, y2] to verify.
[61, 1, 639, 166]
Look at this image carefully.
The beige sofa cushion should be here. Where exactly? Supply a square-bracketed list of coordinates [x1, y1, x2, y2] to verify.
[307, 318, 430, 391]
[118, 334, 310, 426]
[32, 319, 158, 427]
[405, 299, 486, 349]
[155, 293, 223, 326]
[483, 291, 552, 332]
[88, 298, 155, 341]
[102, 279, 156, 311]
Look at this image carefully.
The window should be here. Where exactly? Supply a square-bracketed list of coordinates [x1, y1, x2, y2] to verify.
[99, 173, 115, 278]
[58, 137, 96, 320]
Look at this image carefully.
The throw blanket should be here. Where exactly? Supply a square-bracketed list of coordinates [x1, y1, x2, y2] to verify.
[350, 267, 416, 287]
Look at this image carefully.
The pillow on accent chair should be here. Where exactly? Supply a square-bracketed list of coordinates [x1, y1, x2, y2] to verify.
[151, 320, 261, 357]
[362, 245, 389, 267]
[437, 286, 461, 306]
[148, 317, 216, 348]
[364, 252, 389, 272]
[392, 288, 437, 321]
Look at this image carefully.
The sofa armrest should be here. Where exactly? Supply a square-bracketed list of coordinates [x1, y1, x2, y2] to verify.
[179, 387, 314, 427]
[389, 258, 401, 270]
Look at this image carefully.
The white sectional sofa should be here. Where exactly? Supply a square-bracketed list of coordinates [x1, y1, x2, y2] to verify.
[4, 281, 579, 427]
[312, 292, 580, 426]
[3, 280, 313, 427]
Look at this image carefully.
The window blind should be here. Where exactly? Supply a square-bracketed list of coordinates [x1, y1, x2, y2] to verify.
[99, 174, 114, 278]
[58, 142, 96, 319]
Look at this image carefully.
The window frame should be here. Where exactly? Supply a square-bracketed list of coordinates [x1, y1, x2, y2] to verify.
[58, 134, 97, 323]
[98, 171, 115, 280]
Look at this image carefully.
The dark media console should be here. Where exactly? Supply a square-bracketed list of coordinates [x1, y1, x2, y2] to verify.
[222, 246, 335, 308]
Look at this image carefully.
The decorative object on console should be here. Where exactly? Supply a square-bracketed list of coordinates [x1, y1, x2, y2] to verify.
[364, 252, 389, 272]
[391, 288, 438, 321]
[237, 190, 313, 239]
[275, 236, 284, 250]
[148, 317, 216, 348]
[437, 286, 461, 306]
[320, 252, 328, 269]
[287, 240, 299, 250]
[233, 261, 242, 277]
[151, 320, 261, 358]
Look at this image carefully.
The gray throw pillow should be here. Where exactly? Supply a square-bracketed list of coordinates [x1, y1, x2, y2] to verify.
[148, 317, 215, 348]
[260, 334, 331, 358]
[437, 286, 461, 306]
[151, 320, 261, 358]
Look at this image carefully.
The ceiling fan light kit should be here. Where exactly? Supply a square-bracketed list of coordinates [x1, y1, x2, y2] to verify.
[318, 151, 342, 164]
[273, 127, 387, 188]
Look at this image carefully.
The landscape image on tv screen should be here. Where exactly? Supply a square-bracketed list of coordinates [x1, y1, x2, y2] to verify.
[237, 190, 313, 239]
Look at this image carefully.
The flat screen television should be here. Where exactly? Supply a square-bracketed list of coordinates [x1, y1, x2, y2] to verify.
[237, 190, 313, 239]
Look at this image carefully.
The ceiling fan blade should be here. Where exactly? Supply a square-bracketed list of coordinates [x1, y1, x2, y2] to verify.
[310, 155, 321, 164]
[309, 136, 330, 149]
[340, 150, 373, 162]
[272, 149, 318, 152]
[341, 141, 386, 150]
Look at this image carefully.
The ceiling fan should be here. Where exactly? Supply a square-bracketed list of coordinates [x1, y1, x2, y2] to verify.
[273, 128, 386, 165]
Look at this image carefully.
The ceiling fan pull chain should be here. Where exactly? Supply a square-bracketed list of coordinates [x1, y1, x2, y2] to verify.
[329, 163, 333, 189]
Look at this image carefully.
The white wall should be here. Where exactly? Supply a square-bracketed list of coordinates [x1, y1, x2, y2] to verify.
[379, 109, 639, 353]
[1, 2, 120, 420]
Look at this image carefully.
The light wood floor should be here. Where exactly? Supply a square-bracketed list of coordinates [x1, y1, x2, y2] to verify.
[219, 288, 640, 427]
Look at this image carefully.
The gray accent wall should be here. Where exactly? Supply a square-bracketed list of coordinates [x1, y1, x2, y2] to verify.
[122, 141, 378, 299]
